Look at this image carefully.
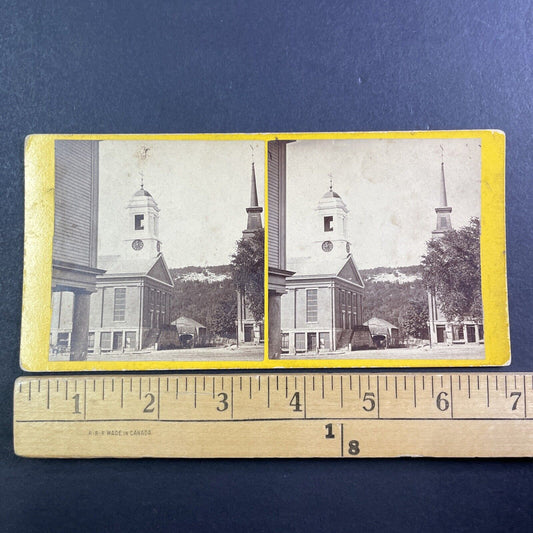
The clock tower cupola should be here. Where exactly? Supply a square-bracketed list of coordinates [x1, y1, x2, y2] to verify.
[314, 181, 352, 258]
[124, 181, 162, 259]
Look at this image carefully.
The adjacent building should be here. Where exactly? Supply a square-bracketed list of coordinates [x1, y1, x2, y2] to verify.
[267, 140, 295, 357]
[50, 140, 104, 360]
[236, 162, 264, 344]
[280, 184, 369, 354]
[427, 160, 484, 345]
[364, 317, 400, 348]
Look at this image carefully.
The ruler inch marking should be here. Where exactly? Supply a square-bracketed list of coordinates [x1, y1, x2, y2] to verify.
[377, 375, 381, 419]
[47, 380, 50, 409]
[340, 375, 344, 408]
[413, 375, 417, 408]
[231, 377, 234, 419]
[486, 375, 490, 407]
[450, 374, 454, 419]
[523, 374, 527, 418]
[157, 378, 161, 420]
[303, 376, 307, 419]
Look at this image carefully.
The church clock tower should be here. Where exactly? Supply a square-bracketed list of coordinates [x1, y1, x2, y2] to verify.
[313, 182, 352, 259]
[124, 184, 162, 259]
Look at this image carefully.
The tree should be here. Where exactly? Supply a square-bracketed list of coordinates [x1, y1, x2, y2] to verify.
[422, 217, 482, 321]
[399, 299, 429, 339]
[231, 229, 264, 322]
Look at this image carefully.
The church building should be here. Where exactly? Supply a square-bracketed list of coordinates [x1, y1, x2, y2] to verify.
[236, 162, 264, 344]
[280, 184, 368, 354]
[51, 181, 174, 356]
[427, 160, 484, 345]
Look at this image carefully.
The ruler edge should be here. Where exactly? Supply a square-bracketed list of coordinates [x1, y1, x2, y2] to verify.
[14, 372, 533, 459]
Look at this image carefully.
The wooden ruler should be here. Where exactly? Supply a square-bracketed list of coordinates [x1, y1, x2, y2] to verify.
[14, 373, 533, 458]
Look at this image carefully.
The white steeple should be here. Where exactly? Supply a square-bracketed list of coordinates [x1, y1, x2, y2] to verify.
[124, 182, 162, 259]
[313, 181, 352, 258]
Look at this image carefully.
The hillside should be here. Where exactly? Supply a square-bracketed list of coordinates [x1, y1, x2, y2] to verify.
[167, 264, 428, 338]
[359, 265, 427, 334]
[168, 265, 236, 338]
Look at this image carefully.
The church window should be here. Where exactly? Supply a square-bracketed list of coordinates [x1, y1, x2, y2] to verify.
[113, 288, 126, 321]
[281, 333, 289, 351]
[100, 332, 111, 351]
[324, 216, 333, 232]
[88, 332, 95, 351]
[295, 333, 306, 352]
[135, 214, 144, 230]
[306, 289, 318, 322]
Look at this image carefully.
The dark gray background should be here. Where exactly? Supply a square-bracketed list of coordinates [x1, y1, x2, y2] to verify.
[1, 1, 532, 531]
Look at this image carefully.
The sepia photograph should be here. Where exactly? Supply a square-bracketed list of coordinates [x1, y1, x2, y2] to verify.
[49, 139, 265, 362]
[267, 137, 484, 360]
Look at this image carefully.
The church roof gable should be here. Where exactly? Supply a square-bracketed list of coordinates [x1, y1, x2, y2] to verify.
[147, 255, 174, 286]
[97, 254, 173, 286]
[287, 255, 364, 287]
[337, 257, 364, 286]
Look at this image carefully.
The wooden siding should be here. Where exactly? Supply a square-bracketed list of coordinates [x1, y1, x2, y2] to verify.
[268, 141, 280, 268]
[54, 140, 99, 267]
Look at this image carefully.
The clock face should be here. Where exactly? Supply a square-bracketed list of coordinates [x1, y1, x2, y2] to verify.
[322, 240, 333, 252]
[132, 239, 144, 251]
[346, 242, 351, 253]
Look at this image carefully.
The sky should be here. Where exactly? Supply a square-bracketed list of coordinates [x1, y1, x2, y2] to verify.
[285, 138, 481, 269]
[98, 140, 264, 268]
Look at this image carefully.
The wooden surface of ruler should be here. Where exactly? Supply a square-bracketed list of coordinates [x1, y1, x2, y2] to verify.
[14, 373, 533, 458]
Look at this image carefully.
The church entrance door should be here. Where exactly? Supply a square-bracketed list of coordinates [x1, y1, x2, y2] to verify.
[113, 331, 123, 351]
[466, 325, 476, 343]
[307, 332, 317, 352]
[436, 326, 445, 343]
[244, 325, 253, 343]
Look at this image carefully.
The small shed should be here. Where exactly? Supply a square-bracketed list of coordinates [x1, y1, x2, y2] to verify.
[171, 316, 208, 348]
[363, 317, 400, 348]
